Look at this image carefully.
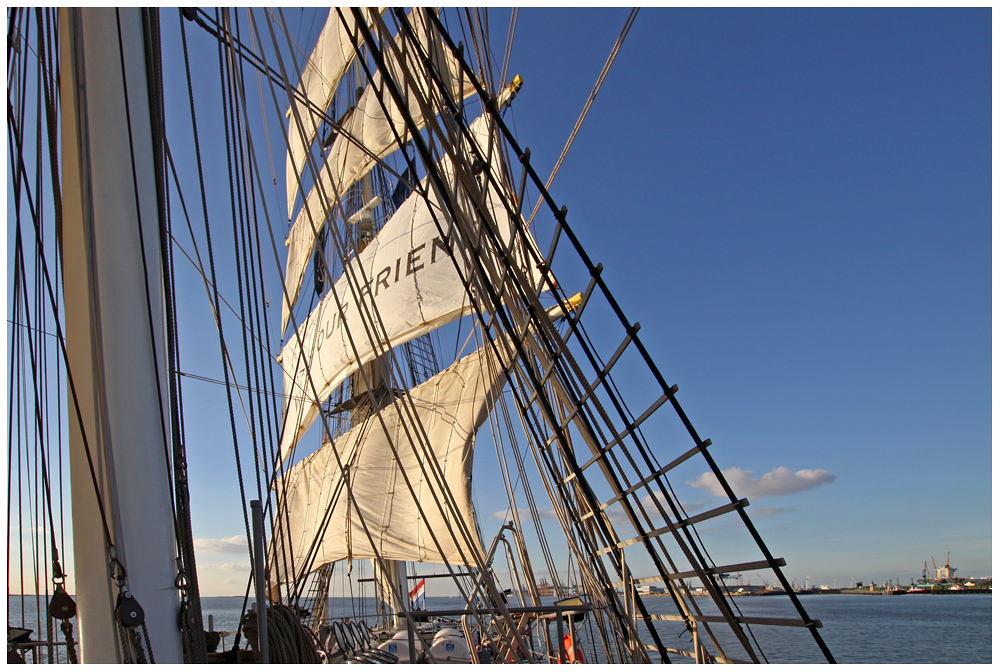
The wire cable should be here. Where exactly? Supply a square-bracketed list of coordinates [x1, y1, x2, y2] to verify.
[526, 8, 638, 227]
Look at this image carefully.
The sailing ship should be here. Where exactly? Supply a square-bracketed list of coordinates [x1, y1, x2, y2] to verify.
[7, 7, 836, 664]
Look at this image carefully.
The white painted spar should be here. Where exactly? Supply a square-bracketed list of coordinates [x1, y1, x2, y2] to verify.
[60, 7, 183, 663]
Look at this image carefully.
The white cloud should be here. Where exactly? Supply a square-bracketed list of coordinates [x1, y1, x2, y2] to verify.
[216, 563, 251, 572]
[491, 507, 559, 521]
[749, 507, 797, 517]
[194, 536, 248, 554]
[198, 562, 251, 572]
[640, 491, 705, 514]
[686, 466, 835, 499]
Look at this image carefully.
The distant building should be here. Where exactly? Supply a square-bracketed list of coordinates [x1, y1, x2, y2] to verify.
[934, 559, 957, 581]
[636, 585, 665, 595]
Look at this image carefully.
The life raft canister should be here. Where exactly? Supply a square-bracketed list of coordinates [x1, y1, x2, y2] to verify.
[429, 628, 471, 663]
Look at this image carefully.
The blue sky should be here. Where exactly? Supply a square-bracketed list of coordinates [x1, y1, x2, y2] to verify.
[487, 7, 991, 586]
[181, 7, 990, 595]
[14, 8, 986, 597]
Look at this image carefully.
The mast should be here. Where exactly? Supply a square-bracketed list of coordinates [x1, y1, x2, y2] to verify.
[266, 7, 835, 663]
[353, 72, 409, 631]
[60, 8, 183, 663]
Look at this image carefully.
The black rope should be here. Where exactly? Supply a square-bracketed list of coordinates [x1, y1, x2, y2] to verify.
[140, 7, 208, 661]
[7, 8, 21, 77]
[178, 9, 254, 563]
[13, 227, 65, 610]
[259, 8, 475, 598]
[181, 9, 269, 651]
[212, 8, 307, 600]
[30, 17, 54, 659]
[232, 15, 486, 651]
[35, 7, 62, 255]
[9, 31, 76, 656]
[351, 9, 657, 658]
[432, 10, 836, 662]
[391, 9, 796, 661]
[217, 8, 266, 511]
[219, 9, 309, 639]
[9, 11, 75, 663]
[228, 8, 291, 594]
[261, 13, 530, 656]
[10, 31, 142, 595]
[8, 110, 70, 588]
[9, 191, 28, 643]
[112, 3, 184, 576]
[32, 33, 57, 659]
[216, 15, 281, 644]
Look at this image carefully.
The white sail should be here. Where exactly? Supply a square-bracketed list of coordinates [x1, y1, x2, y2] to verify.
[269, 346, 502, 595]
[278, 113, 541, 460]
[282, 8, 476, 334]
[284, 9, 379, 219]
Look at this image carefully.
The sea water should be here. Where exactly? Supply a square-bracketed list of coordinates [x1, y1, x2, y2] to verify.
[642, 593, 992, 664]
[8, 593, 991, 664]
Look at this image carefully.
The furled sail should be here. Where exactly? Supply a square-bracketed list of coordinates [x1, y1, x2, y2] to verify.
[282, 8, 477, 334]
[269, 346, 503, 597]
[284, 9, 379, 219]
[278, 112, 541, 460]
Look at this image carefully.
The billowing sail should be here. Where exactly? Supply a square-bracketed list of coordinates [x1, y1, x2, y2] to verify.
[269, 346, 502, 596]
[282, 8, 476, 334]
[278, 113, 541, 460]
[284, 9, 379, 219]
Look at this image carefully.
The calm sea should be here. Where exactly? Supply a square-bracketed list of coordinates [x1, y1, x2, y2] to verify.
[9, 593, 991, 664]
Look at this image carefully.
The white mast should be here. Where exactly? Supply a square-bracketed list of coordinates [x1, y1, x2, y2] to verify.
[60, 8, 183, 663]
[356, 81, 410, 633]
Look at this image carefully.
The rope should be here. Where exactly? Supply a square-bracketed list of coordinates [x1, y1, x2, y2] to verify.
[35, 8, 62, 254]
[229, 10, 285, 557]
[178, 8, 255, 560]
[7, 31, 178, 661]
[196, 7, 301, 604]
[60, 620, 78, 664]
[499, 8, 518, 86]
[10, 99, 88, 613]
[142, 6, 208, 660]
[114, 587, 156, 664]
[8, 14, 73, 662]
[217, 8, 266, 511]
[112, 1, 185, 581]
[526, 8, 639, 227]
[241, 605, 322, 664]
[220, 6, 299, 627]
[256, 10, 490, 614]
[163, 149, 274, 356]
[348, 13, 660, 656]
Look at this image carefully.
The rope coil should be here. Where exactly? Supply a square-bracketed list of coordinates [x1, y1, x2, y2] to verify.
[241, 604, 322, 664]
